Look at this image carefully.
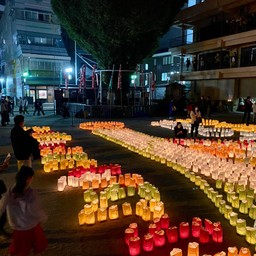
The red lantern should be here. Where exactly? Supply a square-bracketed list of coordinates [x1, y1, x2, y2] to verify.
[125, 228, 134, 245]
[129, 223, 138, 237]
[129, 236, 141, 256]
[212, 227, 223, 243]
[179, 222, 190, 238]
[153, 218, 161, 230]
[148, 223, 157, 237]
[160, 213, 170, 229]
[199, 227, 210, 243]
[204, 219, 213, 234]
[192, 221, 201, 237]
[166, 226, 178, 243]
[142, 233, 154, 252]
[192, 217, 202, 226]
[154, 229, 165, 247]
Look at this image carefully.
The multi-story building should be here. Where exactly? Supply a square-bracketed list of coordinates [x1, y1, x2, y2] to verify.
[168, 0, 256, 110]
[0, 0, 71, 103]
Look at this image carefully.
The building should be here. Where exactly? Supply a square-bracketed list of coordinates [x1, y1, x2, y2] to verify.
[168, 0, 256, 110]
[0, 0, 71, 103]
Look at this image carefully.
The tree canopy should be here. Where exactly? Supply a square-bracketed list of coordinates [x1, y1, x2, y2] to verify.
[51, 0, 186, 95]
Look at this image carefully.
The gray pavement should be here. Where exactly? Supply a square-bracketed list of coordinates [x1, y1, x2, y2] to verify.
[0, 110, 254, 256]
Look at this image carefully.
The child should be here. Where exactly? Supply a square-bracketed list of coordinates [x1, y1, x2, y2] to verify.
[0, 166, 47, 256]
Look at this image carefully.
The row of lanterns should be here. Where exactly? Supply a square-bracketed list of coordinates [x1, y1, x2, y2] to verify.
[79, 121, 125, 130]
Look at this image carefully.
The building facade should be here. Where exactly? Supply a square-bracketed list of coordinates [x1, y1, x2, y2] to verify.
[0, 0, 71, 103]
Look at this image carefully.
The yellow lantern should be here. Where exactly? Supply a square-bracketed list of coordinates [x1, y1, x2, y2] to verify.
[153, 190, 161, 201]
[52, 160, 59, 171]
[109, 205, 119, 220]
[83, 190, 91, 203]
[118, 187, 126, 199]
[110, 189, 119, 201]
[153, 206, 162, 219]
[99, 196, 108, 208]
[187, 242, 199, 256]
[97, 207, 107, 222]
[239, 200, 248, 214]
[136, 201, 143, 216]
[122, 202, 132, 216]
[84, 204, 92, 214]
[239, 190, 247, 200]
[229, 212, 238, 226]
[68, 159, 75, 169]
[145, 189, 152, 201]
[84, 210, 95, 225]
[78, 209, 85, 225]
[44, 162, 52, 173]
[249, 204, 256, 220]
[149, 199, 157, 212]
[127, 186, 135, 196]
[236, 218, 246, 235]
[224, 205, 233, 220]
[91, 199, 99, 212]
[215, 195, 223, 207]
[142, 206, 151, 222]
[245, 227, 256, 244]
[231, 196, 240, 209]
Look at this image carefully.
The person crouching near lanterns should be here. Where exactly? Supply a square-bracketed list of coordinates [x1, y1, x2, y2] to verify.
[0, 166, 48, 256]
[190, 106, 202, 138]
[11, 115, 40, 171]
[174, 122, 187, 139]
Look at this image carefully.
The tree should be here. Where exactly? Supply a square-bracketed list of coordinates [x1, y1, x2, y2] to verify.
[51, 0, 186, 94]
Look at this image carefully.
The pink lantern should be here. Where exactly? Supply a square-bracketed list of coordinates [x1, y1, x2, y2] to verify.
[154, 229, 165, 247]
[204, 219, 213, 234]
[192, 217, 202, 226]
[166, 226, 178, 243]
[129, 236, 141, 256]
[179, 222, 189, 238]
[125, 228, 134, 245]
[153, 218, 161, 230]
[192, 221, 201, 238]
[142, 233, 154, 252]
[212, 227, 223, 243]
[199, 227, 210, 243]
[148, 223, 157, 237]
[160, 213, 170, 229]
[129, 223, 138, 237]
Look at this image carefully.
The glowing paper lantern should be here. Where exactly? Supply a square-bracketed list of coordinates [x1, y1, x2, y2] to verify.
[125, 228, 135, 245]
[97, 207, 107, 222]
[192, 221, 201, 238]
[153, 206, 162, 219]
[236, 218, 246, 235]
[145, 189, 152, 201]
[82, 180, 90, 190]
[170, 248, 182, 256]
[204, 219, 213, 234]
[229, 212, 238, 226]
[110, 189, 119, 202]
[118, 174, 124, 185]
[149, 199, 157, 212]
[129, 237, 141, 256]
[142, 233, 154, 252]
[92, 179, 100, 189]
[249, 204, 256, 220]
[239, 200, 248, 214]
[78, 210, 85, 225]
[136, 202, 143, 216]
[245, 227, 256, 244]
[238, 247, 251, 256]
[199, 227, 210, 243]
[187, 242, 199, 256]
[231, 196, 240, 209]
[44, 162, 52, 173]
[166, 226, 178, 243]
[129, 223, 138, 237]
[99, 196, 108, 208]
[179, 222, 189, 238]
[122, 202, 132, 216]
[212, 227, 223, 242]
[227, 246, 238, 256]
[142, 206, 151, 222]
[160, 213, 170, 229]
[100, 177, 108, 188]
[154, 229, 165, 247]
[153, 218, 161, 231]
[57, 176, 66, 191]
[127, 186, 135, 197]
[224, 205, 233, 220]
[109, 205, 119, 220]
[84, 210, 95, 225]
[148, 223, 157, 237]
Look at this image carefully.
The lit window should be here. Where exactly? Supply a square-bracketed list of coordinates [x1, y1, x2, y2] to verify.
[161, 73, 168, 81]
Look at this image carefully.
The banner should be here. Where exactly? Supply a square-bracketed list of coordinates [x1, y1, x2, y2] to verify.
[79, 65, 86, 93]
[108, 64, 115, 90]
[91, 65, 96, 90]
[117, 64, 122, 90]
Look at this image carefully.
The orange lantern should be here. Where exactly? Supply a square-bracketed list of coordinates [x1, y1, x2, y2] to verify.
[187, 242, 199, 256]
[100, 178, 108, 188]
[238, 247, 251, 256]
[227, 246, 238, 256]
[122, 202, 132, 216]
[108, 205, 119, 220]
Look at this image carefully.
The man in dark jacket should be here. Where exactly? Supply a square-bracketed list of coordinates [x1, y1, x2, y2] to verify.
[10, 115, 40, 171]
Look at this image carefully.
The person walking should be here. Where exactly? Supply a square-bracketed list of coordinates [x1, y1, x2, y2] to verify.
[18, 97, 23, 114]
[0, 166, 47, 256]
[10, 115, 40, 171]
[242, 96, 252, 126]
[23, 97, 29, 115]
[190, 106, 202, 138]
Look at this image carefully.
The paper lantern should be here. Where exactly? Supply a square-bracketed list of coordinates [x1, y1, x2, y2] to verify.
[249, 204, 256, 220]
[145, 189, 152, 201]
[127, 186, 135, 197]
[44, 162, 52, 173]
[227, 191, 236, 203]
[109, 176, 117, 185]
[129, 237, 141, 256]
[239, 200, 248, 214]
[91, 199, 99, 212]
[109, 205, 119, 220]
[236, 218, 246, 235]
[214, 251, 226, 256]
[99, 196, 108, 208]
[129, 178, 136, 187]
[138, 185, 146, 198]
[118, 187, 126, 199]
[136, 202, 143, 216]
[179, 222, 189, 238]
[57, 176, 66, 191]
[239, 190, 247, 200]
[192, 221, 201, 238]
[153, 218, 161, 231]
[212, 227, 223, 242]
[229, 212, 238, 226]
[137, 176, 144, 185]
[154, 229, 165, 247]
[216, 179, 222, 189]
[97, 207, 107, 222]
[238, 247, 251, 256]
[170, 248, 182, 256]
[204, 219, 213, 234]
[100, 177, 108, 188]
[246, 196, 253, 208]
[187, 242, 199, 256]
[92, 179, 100, 189]
[224, 205, 233, 220]
[160, 213, 170, 229]
[153, 206, 162, 219]
[166, 226, 178, 243]
[142, 206, 151, 222]
[148, 223, 157, 237]
[153, 190, 161, 201]
[231, 196, 240, 209]
[199, 227, 210, 243]
[118, 174, 124, 185]
[245, 227, 256, 244]
[60, 159, 68, 170]
[78, 210, 85, 225]
[52, 160, 59, 171]
[149, 199, 157, 212]
[122, 202, 132, 216]
[219, 200, 226, 214]
[129, 223, 138, 237]
[192, 217, 202, 226]
[84, 210, 95, 225]
[110, 189, 119, 201]
[90, 191, 98, 201]
[143, 233, 154, 252]
[84, 204, 92, 214]
[227, 246, 238, 256]
[83, 190, 91, 203]
[82, 180, 90, 190]
[124, 173, 131, 186]
[215, 195, 223, 207]
[125, 228, 134, 245]
[68, 159, 74, 169]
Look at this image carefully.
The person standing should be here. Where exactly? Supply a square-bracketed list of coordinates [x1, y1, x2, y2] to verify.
[0, 166, 47, 256]
[10, 115, 40, 171]
[242, 96, 252, 126]
[190, 106, 202, 138]
[18, 97, 23, 114]
[23, 97, 29, 115]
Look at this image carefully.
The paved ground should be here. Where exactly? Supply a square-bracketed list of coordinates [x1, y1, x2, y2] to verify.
[0, 109, 254, 256]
